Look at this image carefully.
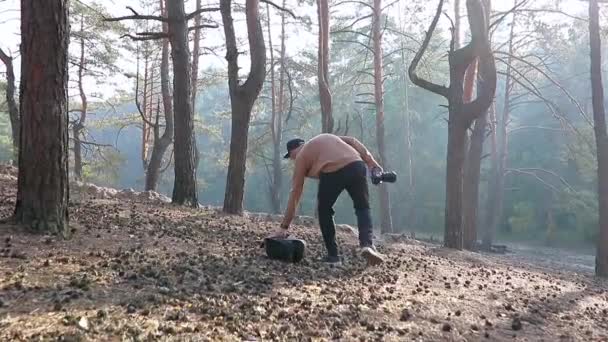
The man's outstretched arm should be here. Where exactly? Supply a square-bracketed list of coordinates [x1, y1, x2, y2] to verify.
[339, 135, 382, 170]
[280, 157, 307, 229]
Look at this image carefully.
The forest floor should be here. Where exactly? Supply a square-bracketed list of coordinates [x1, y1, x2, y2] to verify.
[0, 172, 607, 341]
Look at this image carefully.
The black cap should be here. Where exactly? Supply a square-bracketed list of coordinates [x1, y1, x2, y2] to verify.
[284, 138, 305, 159]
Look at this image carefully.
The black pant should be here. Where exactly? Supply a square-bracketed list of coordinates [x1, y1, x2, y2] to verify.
[318, 160, 373, 257]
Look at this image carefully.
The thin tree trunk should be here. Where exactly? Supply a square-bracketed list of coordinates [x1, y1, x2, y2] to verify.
[483, 9, 515, 250]
[145, 0, 174, 191]
[14, 0, 70, 237]
[372, 0, 392, 233]
[483, 101, 498, 248]
[400, 42, 415, 229]
[266, 3, 280, 213]
[73, 15, 87, 181]
[167, 0, 198, 206]
[589, 0, 608, 277]
[317, 0, 332, 133]
[221, 0, 266, 214]
[272, 0, 287, 213]
[454, 0, 461, 49]
[191, 0, 202, 169]
[0, 48, 19, 164]
[141, 49, 150, 169]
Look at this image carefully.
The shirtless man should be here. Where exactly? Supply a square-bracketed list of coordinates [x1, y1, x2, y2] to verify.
[268, 133, 386, 265]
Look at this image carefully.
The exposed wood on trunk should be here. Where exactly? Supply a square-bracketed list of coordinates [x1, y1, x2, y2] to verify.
[589, 0, 608, 277]
[145, 0, 175, 191]
[167, 0, 198, 206]
[14, 0, 70, 237]
[0, 48, 19, 164]
[221, 0, 267, 214]
[372, 0, 393, 233]
[317, 0, 333, 133]
[409, 0, 497, 250]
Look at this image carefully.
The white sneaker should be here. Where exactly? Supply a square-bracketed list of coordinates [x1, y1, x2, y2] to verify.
[360, 246, 385, 266]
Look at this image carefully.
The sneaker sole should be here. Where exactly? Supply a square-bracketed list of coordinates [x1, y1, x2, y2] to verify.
[361, 249, 384, 266]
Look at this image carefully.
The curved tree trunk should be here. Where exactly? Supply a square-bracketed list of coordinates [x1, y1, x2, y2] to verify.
[221, 0, 266, 214]
[0, 48, 19, 165]
[409, 0, 496, 250]
[372, 0, 393, 233]
[15, 0, 70, 237]
[317, 0, 332, 133]
[167, 0, 198, 206]
[145, 0, 174, 192]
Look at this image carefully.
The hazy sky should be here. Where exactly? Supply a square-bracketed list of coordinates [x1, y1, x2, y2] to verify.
[0, 0, 590, 100]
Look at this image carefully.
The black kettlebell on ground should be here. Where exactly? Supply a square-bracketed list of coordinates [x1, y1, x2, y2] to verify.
[262, 237, 306, 263]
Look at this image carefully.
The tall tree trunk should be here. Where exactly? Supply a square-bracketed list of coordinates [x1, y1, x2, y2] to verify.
[589, 0, 608, 277]
[317, 0, 332, 133]
[221, 0, 266, 214]
[73, 15, 87, 181]
[145, 0, 174, 191]
[400, 41, 415, 229]
[462, 62, 483, 251]
[463, 0, 490, 251]
[167, 0, 198, 206]
[141, 48, 151, 170]
[0, 48, 19, 164]
[483, 9, 515, 250]
[266, 3, 281, 213]
[273, 0, 287, 213]
[454, 0, 461, 49]
[191, 0, 202, 169]
[372, 0, 393, 233]
[14, 0, 70, 237]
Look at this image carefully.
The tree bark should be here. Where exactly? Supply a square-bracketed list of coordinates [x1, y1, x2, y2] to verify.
[221, 0, 266, 214]
[317, 0, 333, 133]
[167, 0, 198, 206]
[145, 0, 174, 191]
[0, 48, 19, 164]
[372, 0, 393, 233]
[73, 15, 87, 181]
[589, 0, 608, 277]
[462, 106, 486, 250]
[14, 0, 70, 238]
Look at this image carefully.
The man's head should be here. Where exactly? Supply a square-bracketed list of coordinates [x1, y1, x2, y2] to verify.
[284, 138, 305, 160]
